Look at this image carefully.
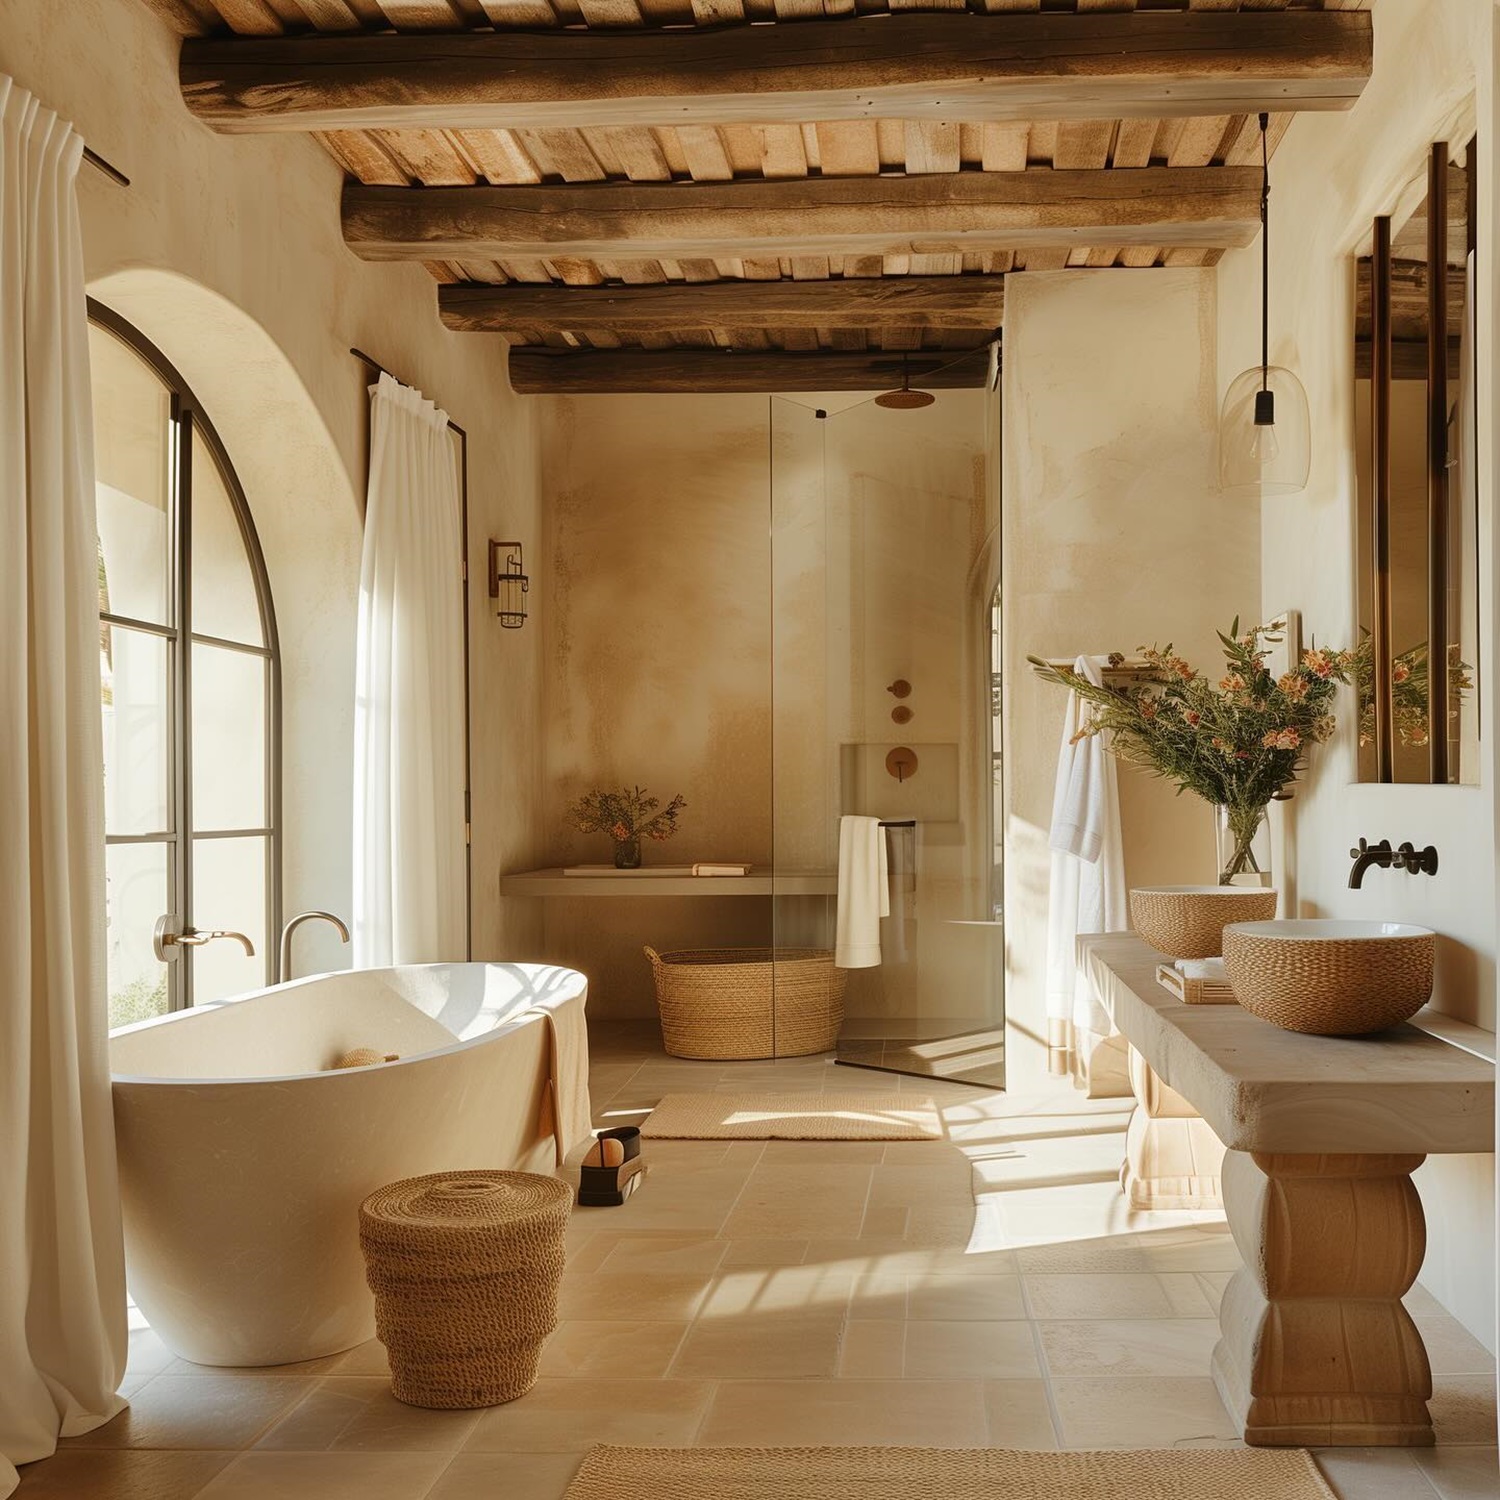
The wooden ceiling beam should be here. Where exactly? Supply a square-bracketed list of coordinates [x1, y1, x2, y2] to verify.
[441, 274, 1006, 333]
[508, 345, 995, 395]
[181, 12, 1373, 134]
[345, 167, 1263, 263]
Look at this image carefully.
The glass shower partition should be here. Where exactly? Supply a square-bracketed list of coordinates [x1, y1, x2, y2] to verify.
[769, 392, 1005, 1088]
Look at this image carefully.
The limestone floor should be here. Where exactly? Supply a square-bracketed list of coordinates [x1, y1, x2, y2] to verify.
[19, 1023, 1499, 1500]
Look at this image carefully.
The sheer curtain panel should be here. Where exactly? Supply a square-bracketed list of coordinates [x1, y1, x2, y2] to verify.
[353, 372, 467, 966]
[0, 76, 128, 1496]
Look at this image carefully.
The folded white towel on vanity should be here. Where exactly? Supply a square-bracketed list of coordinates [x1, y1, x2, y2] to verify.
[835, 815, 889, 969]
[1175, 958, 1228, 983]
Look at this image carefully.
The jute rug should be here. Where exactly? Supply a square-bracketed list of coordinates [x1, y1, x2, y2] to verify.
[563, 1446, 1336, 1500]
[640, 1092, 943, 1141]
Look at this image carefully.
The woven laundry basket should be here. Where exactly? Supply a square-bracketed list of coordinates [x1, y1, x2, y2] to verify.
[358, 1170, 571, 1409]
[644, 946, 846, 1060]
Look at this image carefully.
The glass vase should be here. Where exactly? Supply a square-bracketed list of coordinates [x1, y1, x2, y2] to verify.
[612, 837, 642, 870]
[1216, 804, 1271, 887]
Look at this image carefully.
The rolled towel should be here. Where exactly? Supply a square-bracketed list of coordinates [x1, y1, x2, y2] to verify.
[1175, 958, 1228, 983]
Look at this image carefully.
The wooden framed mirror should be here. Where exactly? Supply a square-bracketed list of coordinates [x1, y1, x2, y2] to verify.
[1355, 135, 1480, 785]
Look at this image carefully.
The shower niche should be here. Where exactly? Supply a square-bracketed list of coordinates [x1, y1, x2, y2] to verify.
[769, 394, 1004, 1088]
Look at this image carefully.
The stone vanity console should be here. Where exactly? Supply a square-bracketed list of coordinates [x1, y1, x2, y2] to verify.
[1080, 933, 1495, 1449]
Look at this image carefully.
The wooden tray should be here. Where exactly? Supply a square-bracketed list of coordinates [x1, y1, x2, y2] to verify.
[1156, 962, 1238, 1006]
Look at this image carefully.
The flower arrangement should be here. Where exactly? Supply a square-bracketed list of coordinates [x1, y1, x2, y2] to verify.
[1029, 620, 1353, 884]
[569, 785, 687, 869]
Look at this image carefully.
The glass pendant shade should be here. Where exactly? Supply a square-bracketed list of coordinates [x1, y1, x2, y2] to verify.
[1218, 364, 1311, 496]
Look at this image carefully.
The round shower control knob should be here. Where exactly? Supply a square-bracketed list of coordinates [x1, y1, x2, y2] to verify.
[886, 747, 918, 783]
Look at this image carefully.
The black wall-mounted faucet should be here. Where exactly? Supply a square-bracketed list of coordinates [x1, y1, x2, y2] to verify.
[1348, 838, 1440, 889]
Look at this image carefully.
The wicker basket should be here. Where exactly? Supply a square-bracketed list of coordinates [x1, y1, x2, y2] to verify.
[644, 946, 846, 1060]
[1130, 886, 1279, 960]
[359, 1170, 571, 1409]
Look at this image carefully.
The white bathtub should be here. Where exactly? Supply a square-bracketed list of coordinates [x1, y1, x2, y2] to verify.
[109, 962, 592, 1368]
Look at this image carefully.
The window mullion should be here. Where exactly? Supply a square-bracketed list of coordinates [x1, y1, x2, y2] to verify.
[174, 401, 195, 1011]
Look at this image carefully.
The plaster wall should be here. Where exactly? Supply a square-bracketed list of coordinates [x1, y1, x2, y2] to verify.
[1215, 0, 1497, 1352]
[1001, 267, 1261, 1088]
[0, 0, 547, 975]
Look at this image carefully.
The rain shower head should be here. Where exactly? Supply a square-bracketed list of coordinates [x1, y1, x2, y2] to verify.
[874, 355, 935, 410]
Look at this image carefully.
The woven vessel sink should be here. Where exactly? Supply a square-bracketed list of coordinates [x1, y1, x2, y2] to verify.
[1129, 886, 1279, 960]
[1222, 920, 1436, 1036]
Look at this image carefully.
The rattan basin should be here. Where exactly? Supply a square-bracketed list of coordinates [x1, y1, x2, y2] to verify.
[1222, 920, 1436, 1036]
[1129, 885, 1279, 960]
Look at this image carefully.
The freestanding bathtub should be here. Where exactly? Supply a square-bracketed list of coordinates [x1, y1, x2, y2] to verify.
[108, 962, 592, 1367]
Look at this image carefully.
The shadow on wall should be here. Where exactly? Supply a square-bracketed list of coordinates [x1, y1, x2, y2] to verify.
[88, 268, 362, 979]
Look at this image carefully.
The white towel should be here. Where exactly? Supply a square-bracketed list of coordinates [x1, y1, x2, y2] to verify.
[1044, 656, 1128, 1038]
[836, 815, 890, 968]
[1175, 958, 1227, 983]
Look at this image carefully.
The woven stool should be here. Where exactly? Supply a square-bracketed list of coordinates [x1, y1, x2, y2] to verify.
[358, 1170, 571, 1409]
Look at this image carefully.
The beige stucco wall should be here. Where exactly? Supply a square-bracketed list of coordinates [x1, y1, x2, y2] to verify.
[1001, 267, 1261, 1088]
[1215, 0, 1496, 1352]
[0, 0, 547, 974]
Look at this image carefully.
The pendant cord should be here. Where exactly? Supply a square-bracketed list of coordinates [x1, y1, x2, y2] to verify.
[1259, 112, 1270, 392]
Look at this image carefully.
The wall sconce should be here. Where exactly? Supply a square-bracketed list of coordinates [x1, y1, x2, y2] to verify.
[488, 540, 529, 628]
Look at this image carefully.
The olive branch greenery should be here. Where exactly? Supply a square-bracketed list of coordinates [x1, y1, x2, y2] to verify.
[568, 785, 687, 845]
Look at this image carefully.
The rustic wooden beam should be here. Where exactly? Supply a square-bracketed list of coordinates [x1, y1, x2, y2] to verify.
[441, 275, 1006, 333]
[345, 168, 1262, 264]
[181, 12, 1372, 134]
[509, 345, 993, 395]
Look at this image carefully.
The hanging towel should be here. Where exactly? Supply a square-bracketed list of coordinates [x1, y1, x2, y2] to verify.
[1044, 657, 1128, 1040]
[836, 815, 890, 968]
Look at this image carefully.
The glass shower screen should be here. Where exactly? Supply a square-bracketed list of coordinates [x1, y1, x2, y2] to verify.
[768, 393, 1004, 1088]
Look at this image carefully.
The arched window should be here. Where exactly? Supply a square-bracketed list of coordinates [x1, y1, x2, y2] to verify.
[91, 303, 281, 1025]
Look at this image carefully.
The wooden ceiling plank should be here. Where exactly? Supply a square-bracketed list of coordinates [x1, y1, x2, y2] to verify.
[904, 120, 962, 175]
[674, 126, 734, 182]
[1109, 115, 1156, 167]
[509, 345, 993, 393]
[1167, 112, 1234, 166]
[369, 0, 468, 26]
[212, 0, 285, 32]
[816, 121, 881, 177]
[343, 167, 1265, 261]
[456, 128, 543, 185]
[1118, 244, 1159, 266]
[1054, 118, 1115, 169]
[318, 129, 410, 184]
[593, 125, 673, 181]
[980, 122, 1029, 172]
[477, 0, 563, 25]
[371, 128, 475, 184]
[183, 12, 1376, 133]
[515, 127, 608, 182]
[440, 273, 1007, 331]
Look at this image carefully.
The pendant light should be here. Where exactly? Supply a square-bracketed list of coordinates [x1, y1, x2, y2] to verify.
[1218, 113, 1310, 496]
[875, 355, 936, 410]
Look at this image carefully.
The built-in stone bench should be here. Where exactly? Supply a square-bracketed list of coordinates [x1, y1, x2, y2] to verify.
[1080, 933, 1495, 1450]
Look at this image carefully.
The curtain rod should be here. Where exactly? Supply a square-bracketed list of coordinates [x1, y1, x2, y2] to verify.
[82, 145, 130, 187]
[350, 346, 468, 438]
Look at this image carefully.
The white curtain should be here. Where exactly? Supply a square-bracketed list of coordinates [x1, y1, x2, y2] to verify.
[353, 372, 467, 966]
[0, 76, 127, 1496]
[1043, 656, 1128, 1066]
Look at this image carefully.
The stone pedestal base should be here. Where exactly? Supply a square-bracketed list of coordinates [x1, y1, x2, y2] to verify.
[1211, 1149, 1433, 1447]
[1120, 1045, 1226, 1210]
